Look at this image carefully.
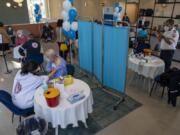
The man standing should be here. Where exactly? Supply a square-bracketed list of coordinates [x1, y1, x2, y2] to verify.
[159, 19, 179, 72]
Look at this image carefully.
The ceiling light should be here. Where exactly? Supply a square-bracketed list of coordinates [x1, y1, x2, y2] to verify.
[18, 3, 23, 7]
[13, 5, 17, 8]
[13, 0, 24, 3]
[6, 2, 11, 7]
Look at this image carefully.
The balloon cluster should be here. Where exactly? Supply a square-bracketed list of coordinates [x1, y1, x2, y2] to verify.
[61, 0, 78, 40]
[34, 4, 42, 23]
[113, 2, 122, 22]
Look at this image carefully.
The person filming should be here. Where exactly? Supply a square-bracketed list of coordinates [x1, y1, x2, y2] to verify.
[158, 19, 179, 72]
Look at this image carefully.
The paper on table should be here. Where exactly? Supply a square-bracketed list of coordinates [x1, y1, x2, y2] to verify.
[54, 83, 67, 97]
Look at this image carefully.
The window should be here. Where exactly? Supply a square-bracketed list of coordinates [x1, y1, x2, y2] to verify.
[27, 0, 48, 23]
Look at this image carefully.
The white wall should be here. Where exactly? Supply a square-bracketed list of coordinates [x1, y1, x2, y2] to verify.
[47, 0, 180, 26]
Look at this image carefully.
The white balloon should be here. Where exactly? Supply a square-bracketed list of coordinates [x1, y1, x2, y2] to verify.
[115, 7, 119, 13]
[117, 13, 122, 21]
[71, 22, 78, 31]
[61, 10, 69, 21]
[63, 0, 72, 12]
[113, 12, 118, 17]
[63, 21, 71, 31]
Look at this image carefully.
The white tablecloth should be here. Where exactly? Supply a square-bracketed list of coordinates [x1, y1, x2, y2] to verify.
[34, 79, 93, 129]
[128, 55, 165, 79]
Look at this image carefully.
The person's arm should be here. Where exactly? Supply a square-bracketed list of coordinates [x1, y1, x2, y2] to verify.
[48, 68, 57, 79]
[159, 33, 172, 45]
[46, 61, 53, 72]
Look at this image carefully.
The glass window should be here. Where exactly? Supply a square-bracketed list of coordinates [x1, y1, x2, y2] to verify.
[27, 0, 48, 23]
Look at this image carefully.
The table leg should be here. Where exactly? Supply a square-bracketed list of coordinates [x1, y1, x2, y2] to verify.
[147, 78, 152, 92]
[55, 126, 58, 135]
[84, 122, 88, 128]
[128, 72, 136, 86]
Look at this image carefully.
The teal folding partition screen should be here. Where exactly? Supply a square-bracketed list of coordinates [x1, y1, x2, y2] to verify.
[103, 26, 129, 93]
[78, 21, 93, 73]
[93, 23, 103, 82]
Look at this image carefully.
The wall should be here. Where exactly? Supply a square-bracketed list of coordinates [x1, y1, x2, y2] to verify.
[140, 0, 180, 26]
[48, 0, 180, 26]
[0, 1, 29, 25]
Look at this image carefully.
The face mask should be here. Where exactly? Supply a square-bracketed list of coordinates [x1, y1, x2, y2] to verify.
[45, 57, 50, 62]
[18, 34, 22, 37]
[164, 26, 170, 32]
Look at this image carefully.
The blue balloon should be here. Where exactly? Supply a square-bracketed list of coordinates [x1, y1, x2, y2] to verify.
[69, 9, 77, 22]
[119, 6, 122, 12]
[35, 17, 40, 22]
[67, 30, 76, 40]
[69, 0, 74, 3]
[34, 4, 40, 10]
[138, 30, 148, 38]
[38, 14, 42, 19]
[34, 9, 39, 14]
[63, 29, 68, 36]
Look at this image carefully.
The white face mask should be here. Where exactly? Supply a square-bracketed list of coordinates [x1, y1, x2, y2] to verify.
[45, 57, 50, 62]
[164, 26, 170, 32]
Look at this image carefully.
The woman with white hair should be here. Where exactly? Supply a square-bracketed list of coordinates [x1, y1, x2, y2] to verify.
[45, 49, 67, 79]
[16, 30, 28, 46]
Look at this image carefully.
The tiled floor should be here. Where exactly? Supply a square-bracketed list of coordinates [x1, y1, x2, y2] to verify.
[0, 42, 180, 135]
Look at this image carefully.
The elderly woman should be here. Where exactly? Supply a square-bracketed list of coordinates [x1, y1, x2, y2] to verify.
[45, 49, 67, 79]
[16, 30, 28, 46]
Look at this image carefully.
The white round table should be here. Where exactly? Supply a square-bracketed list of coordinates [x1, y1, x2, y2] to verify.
[34, 79, 93, 133]
[128, 55, 165, 79]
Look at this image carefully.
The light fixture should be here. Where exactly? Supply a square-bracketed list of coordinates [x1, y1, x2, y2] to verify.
[18, 2, 23, 7]
[162, 4, 167, 8]
[13, 0, 24, 3]
[84, 1, 87, 7]
[13, 5, 17, 8]
[6, 2, 11, 7]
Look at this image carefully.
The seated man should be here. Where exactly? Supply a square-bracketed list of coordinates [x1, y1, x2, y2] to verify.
[45, 49, 67, 79]
[12, 61, 48, 109]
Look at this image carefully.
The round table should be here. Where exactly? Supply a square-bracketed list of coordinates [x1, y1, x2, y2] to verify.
[34, 79, 93, 132]
[128, 55, 165, 79]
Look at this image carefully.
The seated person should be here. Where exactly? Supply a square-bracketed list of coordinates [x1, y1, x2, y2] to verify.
[0, 22, 10, 52]
[41, 22, 54, 42]
[134, 30, 150, 54]
[12, 61, 48, 109]
[45, 49, 67, 79]
[16, 30, 28, 46]
[6, 26, 16, 45]
[18, 38, 43, 64]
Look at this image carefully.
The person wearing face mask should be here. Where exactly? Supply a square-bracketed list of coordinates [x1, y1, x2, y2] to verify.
[12, 61, 49, 109]
[15, 30, 28, 46]
[41, 22, 54, 42]
[6, 26, 16, 45]
[45, 49, 67, 79]
[159, 19, 179, 72]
